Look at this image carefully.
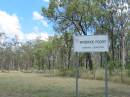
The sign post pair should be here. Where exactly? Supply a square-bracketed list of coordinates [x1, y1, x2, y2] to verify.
[73, 35, 109, 97]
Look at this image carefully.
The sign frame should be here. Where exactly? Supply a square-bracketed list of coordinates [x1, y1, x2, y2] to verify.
[73, 35, 109, 52]
[73, 35, 109, 97]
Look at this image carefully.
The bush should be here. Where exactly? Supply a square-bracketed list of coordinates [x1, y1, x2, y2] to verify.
[126, 64, 130, 77]
[108, 61, 120, 76]
[108, 61, 115, 75]
[58, 68, 76, 77]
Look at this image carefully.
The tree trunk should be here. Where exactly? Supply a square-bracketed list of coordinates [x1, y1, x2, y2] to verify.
[48, 56, 51, 70]
[85, 53, 93, 71]
[100, 53, 103, 67]
[111, 31, 115, 61]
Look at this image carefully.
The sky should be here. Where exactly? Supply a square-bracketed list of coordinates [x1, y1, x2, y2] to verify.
[0, 0, 129, 42]
[0, 0, 53, 42]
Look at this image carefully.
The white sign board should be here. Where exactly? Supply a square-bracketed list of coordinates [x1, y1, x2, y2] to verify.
[73, 35, 109, 52]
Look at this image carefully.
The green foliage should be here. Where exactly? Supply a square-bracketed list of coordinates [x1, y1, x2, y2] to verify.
[42, 0, 106, 34]
[41, 0, 130, 74]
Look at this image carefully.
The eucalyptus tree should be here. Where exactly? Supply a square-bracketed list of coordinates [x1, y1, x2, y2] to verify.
[32, 38, 55, 70]
[105, 0, 129, 65]
[19, 41, 34, 70]
[41, 0, 108, 70]
[52, 32, 73, 69]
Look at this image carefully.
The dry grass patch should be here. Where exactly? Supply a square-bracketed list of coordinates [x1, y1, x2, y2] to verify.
[0, 72, 129, 97]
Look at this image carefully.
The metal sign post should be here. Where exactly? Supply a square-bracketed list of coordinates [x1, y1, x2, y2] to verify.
[76, 63, 79, 97]
[105, 62, 108, 97]
[75, 52, 79, 97]
[105, 52, 109, 97]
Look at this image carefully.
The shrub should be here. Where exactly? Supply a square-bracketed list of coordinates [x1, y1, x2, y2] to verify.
[108, 61, 115, 75]
[58, 68, 76, 77]
[126, 64, 130, 77]
[108, 61, 120, 76]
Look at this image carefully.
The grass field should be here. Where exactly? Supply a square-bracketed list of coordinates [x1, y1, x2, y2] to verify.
[0, 72, 129, 97]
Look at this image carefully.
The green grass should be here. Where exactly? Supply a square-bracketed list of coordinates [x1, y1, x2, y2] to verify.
[0, 72, 129, 97]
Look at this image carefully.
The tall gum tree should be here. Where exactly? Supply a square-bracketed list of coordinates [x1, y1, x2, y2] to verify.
[41, 0, 106, 70]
